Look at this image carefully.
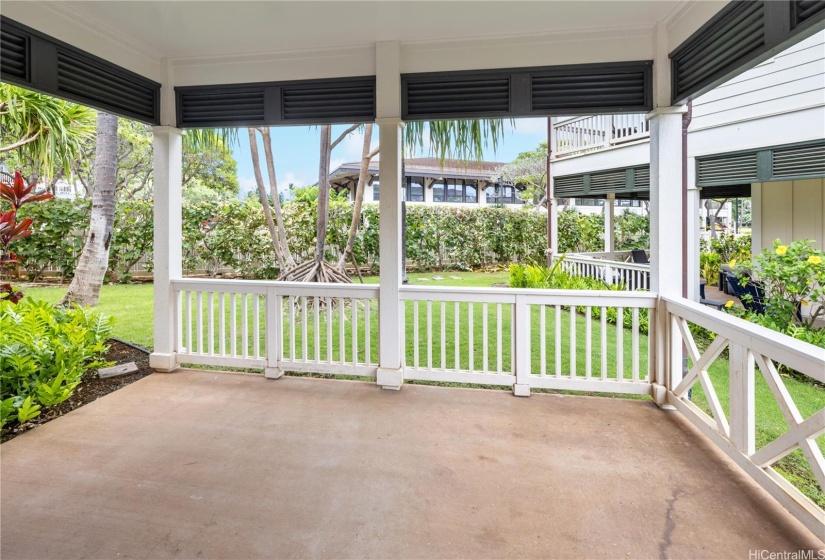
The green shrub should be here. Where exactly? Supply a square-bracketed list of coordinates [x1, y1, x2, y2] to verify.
[0, 298, 113, 427]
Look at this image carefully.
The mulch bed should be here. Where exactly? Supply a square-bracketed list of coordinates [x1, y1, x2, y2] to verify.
[1, 339, 154, 443]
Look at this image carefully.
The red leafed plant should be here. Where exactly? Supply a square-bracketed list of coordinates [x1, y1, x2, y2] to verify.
[1, 171, 53, 303]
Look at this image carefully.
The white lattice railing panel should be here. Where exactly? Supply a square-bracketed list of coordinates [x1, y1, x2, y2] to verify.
[664, 296, 825, 536]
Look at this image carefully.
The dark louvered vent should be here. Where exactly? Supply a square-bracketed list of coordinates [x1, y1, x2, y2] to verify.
[532, 70, 647, 112]
[554, 175, 585, 198]
[793, 0, 825, 26]
[671, 1, 765, 102]
[697, 153, 759, 185]
[281, 81, 374, 123]
[405, 76, 510, 118]
[772, 143, 825, 178]
[56, 51, 157, 121]
[633, 167, 650, 191]
[179, 88, 265, 127]
[589, 170, 626, 194]
[1, 25, 29, 82]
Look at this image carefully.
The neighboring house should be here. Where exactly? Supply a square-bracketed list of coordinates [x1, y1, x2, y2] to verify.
[329, 157, 525, 206]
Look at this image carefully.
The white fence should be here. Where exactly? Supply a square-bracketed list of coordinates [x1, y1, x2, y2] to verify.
[170, 279, 656, 395]
[556, 254, 650, 291]
[553, 114, 650, 158]
[663, 296, 825, 536]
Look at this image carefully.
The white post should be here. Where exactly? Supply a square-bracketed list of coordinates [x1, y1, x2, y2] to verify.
[264, 286, 283, 379]
[751, 182, 763, 255]
[687, 187, 701, 301]
[604, 194, 615, 257]
[729, 343, 755, 455]
[513, 295, 530, 396]
[649, 23, 686, 405]
[149, 126, 183, 372]
[375, 41, 404, 390]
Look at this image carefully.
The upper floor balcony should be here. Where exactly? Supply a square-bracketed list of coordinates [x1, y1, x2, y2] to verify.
[553, 114, 650, 159]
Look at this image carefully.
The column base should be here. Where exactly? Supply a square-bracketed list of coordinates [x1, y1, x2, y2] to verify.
[513, 383, 531, 397]
[149, 353, 179, 373]
[376, 367, 403, 390]
[651, 383, 676, 410]
[265, 367, 283, 379]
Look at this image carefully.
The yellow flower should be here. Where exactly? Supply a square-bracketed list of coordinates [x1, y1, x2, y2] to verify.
[807, 255, 822, 265]
[724, 300, 734, 308]
[776, 245, 788, 256]
[802, 300, 809, 306]
[729, 259, 737, 268]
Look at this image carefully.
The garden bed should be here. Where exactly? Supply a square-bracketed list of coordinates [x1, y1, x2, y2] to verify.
[1, 339, 152, 443]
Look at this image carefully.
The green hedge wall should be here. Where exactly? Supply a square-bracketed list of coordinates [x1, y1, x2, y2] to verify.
[9, 198, 649, 281]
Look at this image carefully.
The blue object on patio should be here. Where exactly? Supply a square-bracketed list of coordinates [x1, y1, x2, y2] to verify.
[699, 281, 726, 310]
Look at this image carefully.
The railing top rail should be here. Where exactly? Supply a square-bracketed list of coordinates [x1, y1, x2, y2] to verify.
[552, 115, 593, 128]
[560, 255, 651, 271]
[401, 285, 657, 307]
[663, 296, 825, 383]
[170, 278, 380, 298]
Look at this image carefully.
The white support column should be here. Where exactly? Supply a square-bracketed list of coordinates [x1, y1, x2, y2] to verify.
[424, 178, 435, 203]
[375, 41, 404, 390]
[687, 187, 701, 302]
[149, 126, 183, 372]
[751, 183, 763, 255]
[649, 23, 687, 405]
[604, 194, 615, 257]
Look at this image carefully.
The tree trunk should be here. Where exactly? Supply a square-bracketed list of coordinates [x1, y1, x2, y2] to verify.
[61, 112, 119, 306]
[259, 128, 295, 268]
[247, 128, 286, 270]
[315, 125, 332, 260]
[338, 124, 376, 270]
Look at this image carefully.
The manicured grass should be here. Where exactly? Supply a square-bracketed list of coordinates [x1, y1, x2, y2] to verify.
[20, 283, 155, 349]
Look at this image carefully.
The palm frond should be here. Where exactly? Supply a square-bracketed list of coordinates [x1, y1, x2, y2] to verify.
[403, 119, 509, 162]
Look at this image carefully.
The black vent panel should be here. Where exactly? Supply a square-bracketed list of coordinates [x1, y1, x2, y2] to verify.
[57, 51, 156, 121]
[281, 81, 374, 122]
[793, 0, 825, 26]
[772, 143, 825, 178]
[1, 25, 29, 82]
[589, 170, 627, 194]
[672, 1, 765, 102]
[698, 153, 759, 185]
[554, 175, 585, 198]
[179, 88, 265, 127]
[405, 76, 510, 118]
[532, 70, 648, 112]
[633, 167, 650, 191]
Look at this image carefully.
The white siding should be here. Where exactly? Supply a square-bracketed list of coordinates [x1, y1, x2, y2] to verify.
[757, 179, 825, 251]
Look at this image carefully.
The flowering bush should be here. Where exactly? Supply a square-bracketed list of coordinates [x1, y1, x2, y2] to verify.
[751, 239, 825, 329]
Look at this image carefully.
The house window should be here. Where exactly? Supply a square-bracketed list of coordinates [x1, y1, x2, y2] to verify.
[434, 179, 478, 203]
[405, 176, 425, 202]
[574, 198, 605, 206]
[486, 184, 523, 204]
[617, 199, 642, 207]
[372, 179, 380, 201]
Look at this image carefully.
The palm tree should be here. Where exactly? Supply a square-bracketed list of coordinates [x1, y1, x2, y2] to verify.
[0, 84, 95, 180]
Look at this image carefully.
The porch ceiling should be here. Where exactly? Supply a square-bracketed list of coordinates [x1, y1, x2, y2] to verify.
[1, 1, 726, 88]
[2, 370, 822, 558]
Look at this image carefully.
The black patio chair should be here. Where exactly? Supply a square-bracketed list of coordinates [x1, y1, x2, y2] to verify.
[631, 250, 649, 264]
[699, 282, 726, 310]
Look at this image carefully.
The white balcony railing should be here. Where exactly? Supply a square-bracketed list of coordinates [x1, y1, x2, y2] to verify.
[556, 253, 650, 291]
[553, 114, 650, 158]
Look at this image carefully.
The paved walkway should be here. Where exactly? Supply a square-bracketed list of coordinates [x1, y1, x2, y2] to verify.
[2, 371, 822, 559]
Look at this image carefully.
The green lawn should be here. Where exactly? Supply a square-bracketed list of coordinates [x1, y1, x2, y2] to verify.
[21, 273, 824, 505]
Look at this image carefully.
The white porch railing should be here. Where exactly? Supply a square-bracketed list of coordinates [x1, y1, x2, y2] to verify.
[553, 114, 650, 158]
[556, 253, 650, 291]
[401, 286, 656, 395]
[663, 296, 825, 536]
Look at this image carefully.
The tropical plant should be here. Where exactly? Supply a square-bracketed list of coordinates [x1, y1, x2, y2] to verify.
[0, 84, 96, 179]
[492, 142, 548, 206]
[0, 298, 112, 428]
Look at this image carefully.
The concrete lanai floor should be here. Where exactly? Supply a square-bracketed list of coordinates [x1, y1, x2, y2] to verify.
[2, 370, 822, 559]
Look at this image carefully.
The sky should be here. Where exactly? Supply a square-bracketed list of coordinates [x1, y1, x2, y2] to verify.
[232, 118, 549, 197]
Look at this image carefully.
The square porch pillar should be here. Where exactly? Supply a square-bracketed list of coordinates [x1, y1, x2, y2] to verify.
[149, 126, 183, 372]
[375, 41, 404, 390]
[604, 194, 615, 257]
[648, 106, 687, 402]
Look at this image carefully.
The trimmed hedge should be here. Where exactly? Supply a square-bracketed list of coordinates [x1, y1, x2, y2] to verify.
[9, 198, 650, 280]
